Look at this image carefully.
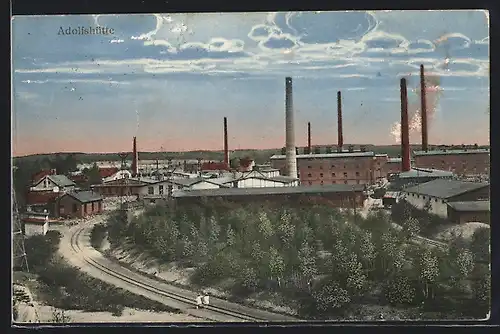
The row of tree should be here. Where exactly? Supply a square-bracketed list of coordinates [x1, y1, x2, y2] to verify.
[105, 199, 490, 319]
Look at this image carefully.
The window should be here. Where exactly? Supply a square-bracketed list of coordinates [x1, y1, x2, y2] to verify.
[343, 165, 347, 169]
[320, 181, 324, 185]
[343, 172, 348, 178]
[148, 186, 154, 195]
[332, 173, 336, 177]
[308, 181, 312, 185]
[356, 165, 360, 169]
[72, 203, 77, 213]
[332, 181, 336, 184]
[355, 172, 360, 176]
[356, 180, 360, 184]
[331, 165, 336, 169]
[159, 185, 164, 195]
[319, 165, 323, 170]
[307, 173, 312, 177]
[344, 180, 348, 184]
[320, 173, 324, 178]
[91, 202, 95, 211]
[308, 165, 312, 169]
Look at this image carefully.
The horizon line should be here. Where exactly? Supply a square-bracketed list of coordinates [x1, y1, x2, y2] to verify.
[12, 142, 490, 159]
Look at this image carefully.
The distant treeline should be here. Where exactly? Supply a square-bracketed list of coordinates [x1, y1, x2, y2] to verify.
[13, 144, 490, 167]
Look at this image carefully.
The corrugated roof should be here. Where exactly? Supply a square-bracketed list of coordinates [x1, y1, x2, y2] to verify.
[413, 149, 490, 156]
[65, 190, 103, 203]
[48, 175, 76, 187]
[270, 152, 375, 160]
[404, 179, 489, 199]
[398, 167, 454, 179]
[387, 157, 402, 163]
[173, 184, 365, 198]
[98, 167, 119, 178]
[447, 201, 490, 212]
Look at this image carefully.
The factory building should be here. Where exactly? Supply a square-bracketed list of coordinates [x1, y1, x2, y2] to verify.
[388, 167, 455, 189]
[270, 150, 377, 186]
[173, 184, 367, 208]
[402, 179, 489, 219]
[413, 148, 490, 176]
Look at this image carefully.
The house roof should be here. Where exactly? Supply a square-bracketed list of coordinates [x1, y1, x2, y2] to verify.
[63, 190, 103, 203]
[447, 201, 490, 212]
[267, 175, 299, 183]
[32, 169, 56, 183]
[98, 167, 119, 178]
[404, 179, 489, 199]
[413, 149, 489, 156]
[173, 184, 365, 199]
[270, 152, 375, 160]
[26, 191, 61, 205]
[46, 175, 76, 187]
[398, 167, 454, 179]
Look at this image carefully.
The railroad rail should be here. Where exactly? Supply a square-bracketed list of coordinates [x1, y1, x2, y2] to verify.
[68, 225, 297, 322]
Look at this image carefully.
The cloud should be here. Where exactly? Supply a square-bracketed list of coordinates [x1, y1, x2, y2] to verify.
[259, 33, 298, 51]
[248, 24, 281, 42]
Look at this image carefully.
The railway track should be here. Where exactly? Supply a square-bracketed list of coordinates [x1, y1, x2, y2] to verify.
[68, 225, 295, 322]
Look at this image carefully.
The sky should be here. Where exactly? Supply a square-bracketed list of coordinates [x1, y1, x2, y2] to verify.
[12, 10, 490, 156]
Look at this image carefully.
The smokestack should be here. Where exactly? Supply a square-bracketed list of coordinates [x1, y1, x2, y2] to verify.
[337, 91, 344, 152]
[285, 77, 298, 178]
[400, 78, 411, 172]
[223, 117, 229, 168]
[420, 64, 428, 152]
[132, 137, 138, 176]
[307, 122, 312, 154]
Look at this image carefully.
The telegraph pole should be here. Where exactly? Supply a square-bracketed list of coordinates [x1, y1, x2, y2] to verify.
[12, 185, 29, 272]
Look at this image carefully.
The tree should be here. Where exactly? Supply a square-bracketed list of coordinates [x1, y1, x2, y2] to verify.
[344, 254, 367, 295]
[258, 212, 274, 240]
[226, 225, 236, 247]
[268, 247, 285, 282]
[298, 241, 318, 283]
[358, 231, 376, 270]
[385, 275, 416, 305]
[208, 216, 221, 247]
[418, 249, 440, 300]
[312, 281, 351, 313]
[403, 217, 421, 240]
[240, 266, 259, 292]
[470, 227, 490, 263]
[455, 249, 474, 278]
[277, 211, 295, 246]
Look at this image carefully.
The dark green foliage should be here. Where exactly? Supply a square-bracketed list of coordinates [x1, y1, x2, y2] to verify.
[90, 224, 108, 249]
[106, 199, 490, 319]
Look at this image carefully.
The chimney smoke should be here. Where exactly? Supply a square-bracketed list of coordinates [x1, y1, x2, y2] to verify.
[132, 137, 138, 176]
[400, 78, 411, 172]
[285, 77, 298, 178]
[307, 122, 312, 154]
[420, 64, 428, 152]
[337, 91, 344, 152]
[223, 117, 229, 168]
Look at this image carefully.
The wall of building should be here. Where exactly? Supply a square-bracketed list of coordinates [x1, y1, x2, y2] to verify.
[403, 192, 449, 218]
[271, 156, 376, 186]
[57, 196, 103, 218]
[24, 222, 49, 237]
[235, 178, 286, 188]
[447, 209, 490, 224]
[414, 152, 490, 176]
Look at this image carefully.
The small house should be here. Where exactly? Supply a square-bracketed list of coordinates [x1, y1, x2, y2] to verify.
[56, 191, 104, 218]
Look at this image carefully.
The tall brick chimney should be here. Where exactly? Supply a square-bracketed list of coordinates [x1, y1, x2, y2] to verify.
[337, 91, 344, 152]
[285, 77, 298, 178]
[307, 122, 312, 154]
[400, 78, 411, 172]
[223, 117, 229, 168]
[131, 137, 138, 176]
[420, 64, 428, 152]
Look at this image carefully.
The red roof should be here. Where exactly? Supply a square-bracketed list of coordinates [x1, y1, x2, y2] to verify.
[98, 167, 119, 178]
[32, 169, 56, 183]
[26, 191, 61, 205]
[201, 162, 230, 171]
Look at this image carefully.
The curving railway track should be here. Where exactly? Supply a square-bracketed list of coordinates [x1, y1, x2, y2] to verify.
[66, 223, 297, 322]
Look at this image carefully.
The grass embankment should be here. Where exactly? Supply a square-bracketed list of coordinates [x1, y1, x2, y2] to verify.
[96, 200, 490, 320]
[15, 231, 180, 319]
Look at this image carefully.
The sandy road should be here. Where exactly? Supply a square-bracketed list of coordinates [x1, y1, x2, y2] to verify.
[58, 215, 298, 323]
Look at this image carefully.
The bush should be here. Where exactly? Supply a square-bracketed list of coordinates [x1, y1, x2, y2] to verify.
[24, 233, 61, 271]
[90, 224, 108, 249]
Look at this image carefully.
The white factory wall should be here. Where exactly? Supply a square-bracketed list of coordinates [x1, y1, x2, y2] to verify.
[403, 192, 448, 218]
[138, 181, 175, 196]
[24, 222, 49, 237]
[236, 177, 287, 188]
